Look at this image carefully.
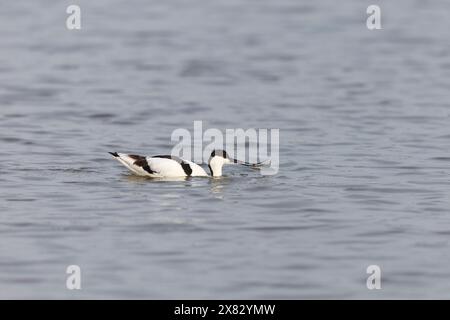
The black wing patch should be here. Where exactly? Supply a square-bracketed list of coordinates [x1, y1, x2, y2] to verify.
[129, 155, 155, 174]
[181, 162, 193, 176]
[152, 155, 193, 176]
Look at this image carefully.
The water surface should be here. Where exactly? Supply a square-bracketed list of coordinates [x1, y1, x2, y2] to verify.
[1, 0, 450, 299]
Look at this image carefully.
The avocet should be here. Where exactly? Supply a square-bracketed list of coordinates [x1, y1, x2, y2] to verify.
[109, 150, 267, 178]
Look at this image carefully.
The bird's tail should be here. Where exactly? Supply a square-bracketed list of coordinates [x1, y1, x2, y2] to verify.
[109, 152, 153, 176]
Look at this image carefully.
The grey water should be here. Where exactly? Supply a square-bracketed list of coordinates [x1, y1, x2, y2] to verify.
[1, 0, 450, 299]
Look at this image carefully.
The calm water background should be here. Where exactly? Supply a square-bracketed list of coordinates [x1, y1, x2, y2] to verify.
[1, 0, 450, 299]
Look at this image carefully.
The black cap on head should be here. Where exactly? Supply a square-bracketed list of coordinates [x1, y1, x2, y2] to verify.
[211, 149, 228, 159]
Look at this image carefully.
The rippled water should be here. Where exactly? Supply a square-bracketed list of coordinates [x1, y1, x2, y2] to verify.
[1, 0, 450, 299]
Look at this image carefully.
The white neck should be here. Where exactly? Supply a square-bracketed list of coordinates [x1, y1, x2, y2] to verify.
[208, 157, 224, 177]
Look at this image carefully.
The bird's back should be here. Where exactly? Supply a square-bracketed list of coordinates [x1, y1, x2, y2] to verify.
[110, 152, 208, 177]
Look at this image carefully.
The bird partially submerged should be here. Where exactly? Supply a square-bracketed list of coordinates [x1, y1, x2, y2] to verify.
[109, 149, 268, 178]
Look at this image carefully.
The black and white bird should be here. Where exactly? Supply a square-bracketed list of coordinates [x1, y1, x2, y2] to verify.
[109, 150, 266, 178]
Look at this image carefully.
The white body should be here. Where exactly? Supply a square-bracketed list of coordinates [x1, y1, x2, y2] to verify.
[113, 153, 209, 178]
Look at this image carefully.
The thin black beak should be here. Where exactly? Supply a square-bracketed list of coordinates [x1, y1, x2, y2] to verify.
[231, 158, 267, 168]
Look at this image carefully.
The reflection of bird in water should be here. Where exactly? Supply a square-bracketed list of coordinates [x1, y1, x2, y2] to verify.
[209, 176, 231, 196]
